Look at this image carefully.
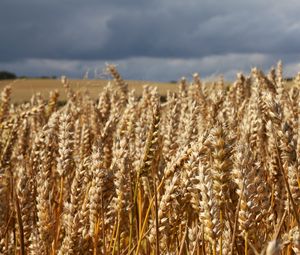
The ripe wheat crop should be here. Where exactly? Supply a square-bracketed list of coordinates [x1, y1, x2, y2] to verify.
[1, 62, 300, 254]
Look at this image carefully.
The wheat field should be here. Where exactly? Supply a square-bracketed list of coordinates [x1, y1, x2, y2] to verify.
[0, 79, 177, 103]
[1, 63, 300, 254]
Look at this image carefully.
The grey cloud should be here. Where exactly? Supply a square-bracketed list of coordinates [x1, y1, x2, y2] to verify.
[1, 0, 300, 79]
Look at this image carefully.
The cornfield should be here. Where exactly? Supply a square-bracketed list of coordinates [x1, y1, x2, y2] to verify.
[1, 62, 300, 254]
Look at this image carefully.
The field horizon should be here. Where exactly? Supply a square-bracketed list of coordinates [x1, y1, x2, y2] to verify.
[0, 78, 180, 103]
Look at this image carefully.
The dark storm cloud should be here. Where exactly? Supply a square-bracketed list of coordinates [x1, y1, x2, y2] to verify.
[1, 0, 300, 79]
[0, 0, 161, 61]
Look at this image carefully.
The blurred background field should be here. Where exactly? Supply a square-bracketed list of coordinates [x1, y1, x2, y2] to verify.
[0, 77, 293, 103]
[0, 79, 179, 103]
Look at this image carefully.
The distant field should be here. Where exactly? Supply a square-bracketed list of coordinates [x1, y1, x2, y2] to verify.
[0, 78, 295, 103]
[0, 79, 179, 103]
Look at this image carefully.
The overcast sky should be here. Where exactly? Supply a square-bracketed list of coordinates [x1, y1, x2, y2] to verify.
[1, 0, 300, 81]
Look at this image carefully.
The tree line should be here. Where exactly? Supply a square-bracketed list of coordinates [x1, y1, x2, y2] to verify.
[0, 71, 17, 80]
[0, 71, 57, 80]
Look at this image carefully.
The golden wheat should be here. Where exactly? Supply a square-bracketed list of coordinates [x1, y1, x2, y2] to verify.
[1, 63, 300, 254]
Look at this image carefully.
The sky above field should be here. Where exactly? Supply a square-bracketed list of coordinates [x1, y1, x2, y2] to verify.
[1, 0, 300, 81]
